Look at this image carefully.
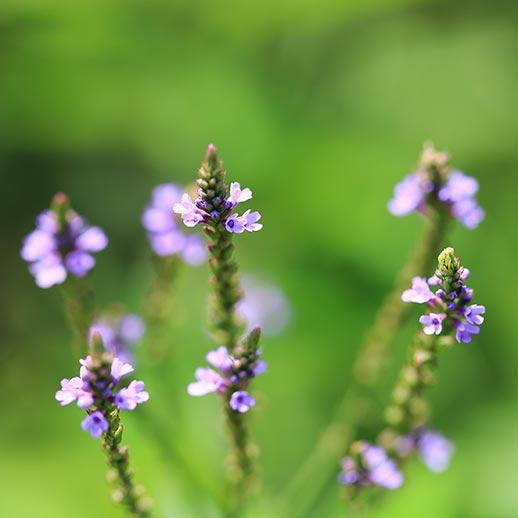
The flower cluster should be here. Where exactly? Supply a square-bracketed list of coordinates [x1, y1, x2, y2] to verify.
[173, 153, 262, 235]
[395, 428, 454, 473]
[187, 343, 266, 414]
[388, 145, 484, 229]
[56, 350, 149, 438]
[402, 247, 485, 343]
[21, 193, 108, 288]
[93, 314, 146, 364]
[339, 442, 403, 490]
[142, 183, 206, 265]
[237, 276, 291, 337]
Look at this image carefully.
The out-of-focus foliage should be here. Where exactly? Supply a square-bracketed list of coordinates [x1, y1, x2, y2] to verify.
[1, 0, 517, 516]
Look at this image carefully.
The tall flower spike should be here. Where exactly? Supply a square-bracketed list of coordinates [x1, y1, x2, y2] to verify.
[388, 143, 484, 229]
[376, 248, 482, 469]
[56, 330, 150, 516]
[179, 145, 264, 512]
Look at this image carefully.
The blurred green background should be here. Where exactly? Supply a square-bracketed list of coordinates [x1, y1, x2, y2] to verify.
[1, 0, 517, 516]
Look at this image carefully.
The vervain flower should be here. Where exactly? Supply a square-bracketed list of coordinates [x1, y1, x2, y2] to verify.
[395, 427, 454, 473]
[21, 193, 108, 288]
[339, 442, 403, 490]
[187, 342, 265, 414]
[93, 314, 146, 364]
[401, 248, 485, 343]
[142, 184, 206, 265]
[388, 145, 484, 229]
[56, 344, 149, 438]
[173, 173, 262, 235]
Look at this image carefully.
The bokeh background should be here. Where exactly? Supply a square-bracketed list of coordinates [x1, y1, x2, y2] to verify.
[1, 0, 517, 516]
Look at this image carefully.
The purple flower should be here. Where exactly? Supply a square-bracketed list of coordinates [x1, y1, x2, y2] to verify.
[187, 368, 227, 396]
[253, 360, 268, 376]
[419, 313, 446, 335]
[438, 171, 478, 203]
[227, 182, 252, 207]
[401, 277, 434, 304]
[111, 357, 134, 381]
[143, 184, 206, 265]
[21, 200, 108, 288]
[81, 411, 109, 438]
[339, 443, 403, 490]
[206, 346, 234, 372]
[464, 304, 485, 325]
[452, 198, 485, 229]
[93, 314, 146, 364]
[229, 391, 256, 413]
[173, 193, 205, 228]
[388, 174, 431, 216]
[455, 322, 480, 343]
[417, 430, 454, 472]
[115, 380, 150, 410]
[55, 377, 93, 409]
[225, 210, 263, 234]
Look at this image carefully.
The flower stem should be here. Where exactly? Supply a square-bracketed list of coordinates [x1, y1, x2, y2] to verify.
[145, 254, 181, 360]
[197, 146, 255, 513]
[273, 207, 448, 517]
[59, 276, 96, 353]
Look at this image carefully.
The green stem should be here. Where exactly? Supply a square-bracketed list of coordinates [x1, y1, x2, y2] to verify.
[144, 254, 180, 360]
[59, 276, 96, 353]
[273, 208, 448, 518]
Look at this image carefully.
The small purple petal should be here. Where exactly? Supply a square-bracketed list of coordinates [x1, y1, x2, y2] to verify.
[229, 391, 255, 413]
[81, 411, 109, 438]
[76, 227, 108, 252]
[65, 251, 95, 277]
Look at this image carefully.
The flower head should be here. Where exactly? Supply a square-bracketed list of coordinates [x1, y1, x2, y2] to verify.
[339, 442, 403, 490]
[143, 185, 206, 264]
[93, 314, 146, 364]
[402, 248, 485, 344]
[21, 194, 108, 288]
[228, 182, 252, 207]
[56, 352, 149, 438]
[388, 145, 484, 229]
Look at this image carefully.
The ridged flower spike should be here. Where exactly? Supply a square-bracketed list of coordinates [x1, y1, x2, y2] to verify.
[56, 329, 151, 516]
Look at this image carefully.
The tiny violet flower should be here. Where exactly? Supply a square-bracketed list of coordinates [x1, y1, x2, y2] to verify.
[55, 377, 93, 409]
[187, 367, 226, 396]
[115, 381, 150, 410]
[206, 346, 234, 372]
[111, 357, 134, 381]
[81, 411, 109, 438]
[143, 184, 206, 264]
[455, 322, 480, 343]
[388, 174, 431, 216]
[464, 304, 486, 325]
[229, 391, 256, 413]
[419, 313, 446, 335]
[395, 428, 454, 473]
[227, 182, 252, 207]
[173, 193, 205, 228]
[225, 213, 246, 234]
[21, 194, 108, 288]
[401, 277, 434, 304]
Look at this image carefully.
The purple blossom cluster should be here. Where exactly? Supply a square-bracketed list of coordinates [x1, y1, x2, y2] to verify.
[402, 263, 485, 343]
[21, 194, 108, 288]
[395, 428, 454, 473]
[142, 184, 206, 265]
[93, 314, 146, 364]
[187, 345, 266, 413]
[56, 352, 149, 438]
[173, 181, 262, 234]
[388, 168, 484, 229]
[339, 442, 403, 490]
[237, 276, 291, 337]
